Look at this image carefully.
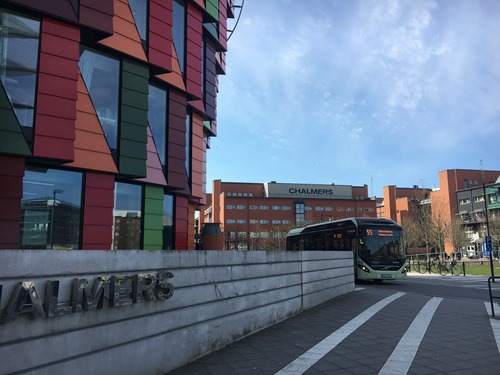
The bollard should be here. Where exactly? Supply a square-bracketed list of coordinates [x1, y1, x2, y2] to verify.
[462, 261, 465, 276]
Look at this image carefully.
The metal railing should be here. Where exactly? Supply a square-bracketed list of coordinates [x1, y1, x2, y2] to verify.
[488, 276, 500, 318]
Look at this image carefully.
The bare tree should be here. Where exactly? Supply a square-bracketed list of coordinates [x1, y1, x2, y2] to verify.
[446, 217, 467, 255]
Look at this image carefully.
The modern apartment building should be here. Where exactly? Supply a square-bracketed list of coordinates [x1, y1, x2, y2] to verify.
[201, 180, 376, 250]
[0, 0, 234, 250]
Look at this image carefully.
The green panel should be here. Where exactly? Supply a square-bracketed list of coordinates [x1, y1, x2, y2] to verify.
[143, 185, 164, 250]
[123, 59, 150, 78]
[119, 156, 146, 177]
[119, 58, 149, 177]
[122, 87, 148, 109]
[0, 86, 31, 156]
[122, 105, 148, 125]
[120, 139, 147, 158]
[122, 71, 149, 94]
[205, 0, 219, 21]
[121, 121, 148, 142]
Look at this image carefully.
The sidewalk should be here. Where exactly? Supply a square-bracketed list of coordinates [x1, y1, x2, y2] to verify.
[166, 286, 500, 375]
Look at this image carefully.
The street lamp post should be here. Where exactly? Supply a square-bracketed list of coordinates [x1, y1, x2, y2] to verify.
[49, 189, 64, 249]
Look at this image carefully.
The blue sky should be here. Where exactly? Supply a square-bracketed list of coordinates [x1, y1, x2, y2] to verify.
[206, 0, 500, 197]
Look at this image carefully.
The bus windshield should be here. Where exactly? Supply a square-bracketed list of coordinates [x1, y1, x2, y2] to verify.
[358, 228, 405, 268]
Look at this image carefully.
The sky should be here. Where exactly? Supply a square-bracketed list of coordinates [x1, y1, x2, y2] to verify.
[206, 0, 500, 197]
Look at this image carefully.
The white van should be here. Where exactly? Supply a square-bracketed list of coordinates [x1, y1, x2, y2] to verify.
[466, 245, 477, 258]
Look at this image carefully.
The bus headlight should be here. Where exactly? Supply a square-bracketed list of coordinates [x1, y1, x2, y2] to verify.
[358, 265, 370, 273]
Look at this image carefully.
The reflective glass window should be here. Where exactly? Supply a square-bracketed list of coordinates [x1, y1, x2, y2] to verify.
[172, 0, 186, 75]
[20, 167, 82, 249]
[163, 194, 174, 250]
[113, 182, 143, 249]
[148, 84, 168, 167]
[0, 10, 40, 127]
[128, 0, 147, 44]
[79, 49, 120, 150]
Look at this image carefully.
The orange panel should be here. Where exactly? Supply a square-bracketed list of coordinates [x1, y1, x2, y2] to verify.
[64, 72, 118, 173]
[98, 0, 148, 63]
[156, 45, 186, 92]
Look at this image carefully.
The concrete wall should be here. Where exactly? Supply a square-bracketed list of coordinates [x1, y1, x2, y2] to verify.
[0, 250, 354, 375]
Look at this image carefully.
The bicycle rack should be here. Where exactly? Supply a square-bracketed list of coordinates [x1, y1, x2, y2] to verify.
[487, 276, 500, 317]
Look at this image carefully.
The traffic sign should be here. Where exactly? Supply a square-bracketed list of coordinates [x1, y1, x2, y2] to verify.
[485, 235, 492, 245]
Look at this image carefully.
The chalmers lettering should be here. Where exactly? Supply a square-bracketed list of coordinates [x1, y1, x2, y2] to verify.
[288, 187, 335, 196]
[0, 271, 175, 324]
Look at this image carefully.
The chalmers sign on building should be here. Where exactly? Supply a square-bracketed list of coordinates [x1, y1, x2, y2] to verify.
[264, 183, 353, 200]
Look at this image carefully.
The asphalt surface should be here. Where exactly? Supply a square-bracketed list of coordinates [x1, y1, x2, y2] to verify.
[166, 273, 500, 375]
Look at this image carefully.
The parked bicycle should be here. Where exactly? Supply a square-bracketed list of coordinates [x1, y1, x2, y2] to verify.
[433, 260, 463, 276]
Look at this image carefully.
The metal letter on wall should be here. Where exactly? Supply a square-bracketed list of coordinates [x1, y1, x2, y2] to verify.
[44, 280, 73, 317]
[72, 277, 111, 312]
[2, 282, 46, 323]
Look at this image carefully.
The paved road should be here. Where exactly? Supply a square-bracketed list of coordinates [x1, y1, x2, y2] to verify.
[167, 274, 500, 374]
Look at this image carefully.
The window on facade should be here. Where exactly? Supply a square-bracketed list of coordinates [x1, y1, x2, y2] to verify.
[272, 206, 281, 210]
[226, 204, 235, 209]
[250, 219, 258, 224]
[295, 202, 305, 223]
[474, 196, 484, 203]
[237, 205, 246, 209]
[172, 0, 186, 76]
[315, 207, 324, 211]
[250, 205, 258, 210]
[237, 219, 246, 224]
[260, 205, 268, 210]
[163, 194, 174, 250]
[272, 220, 281, 224]
[226, 219, 235, 224]
[20, 167, 82, 250]
[79, 49, 120, 151]
[0, 10, 40, 128]
[128, 0, 148, 47]
[113, 182, 143, 250]
[148, 84, 168, 169]
[260, 219, 269, 224]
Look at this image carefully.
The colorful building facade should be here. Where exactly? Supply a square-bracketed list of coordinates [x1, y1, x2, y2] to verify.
[0, 0, 233, 250]
[202, 180, 376, 250]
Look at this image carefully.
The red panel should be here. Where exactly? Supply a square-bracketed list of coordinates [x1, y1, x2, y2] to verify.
[34, 136, 74, 161]
[37, 73, 78, 100]
[175, 196, 189, 250]
[84, 188, 115, 207]
[36, 93, 78, 120]
[218, 0, 228, 51]
[80, 0, 114, 35]
[185, 4, 203, 100]
[83, 206, 114, 226]
[86, 172, 116, 189]
[0, 156, 24, 249]
[5, 0, 78, 23]
[34, 18, 79, 162]
[0, 222, 21, 249]
[81, 172, 114, 250]
[38, 53, 79, 80]
[149, 0, 172, 72]
[81, 226, 112, 248]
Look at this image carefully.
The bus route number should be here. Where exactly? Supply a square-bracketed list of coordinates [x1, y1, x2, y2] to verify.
[366, 229, 373, 236]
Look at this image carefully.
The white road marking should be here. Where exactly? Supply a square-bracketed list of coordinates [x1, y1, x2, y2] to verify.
[484, 302, 500, 355]
[378, 297, 443, 375]
[274, 292, 405, 375]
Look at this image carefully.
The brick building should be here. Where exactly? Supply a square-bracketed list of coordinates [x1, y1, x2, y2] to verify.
[0, 0, 233, 251]
[201, 180, 376, 250]
[378, 169, 500, 255]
